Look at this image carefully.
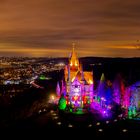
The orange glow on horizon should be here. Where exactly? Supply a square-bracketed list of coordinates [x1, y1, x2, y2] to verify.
[108, 45, 137, 49]
[0, 42, 139, 57]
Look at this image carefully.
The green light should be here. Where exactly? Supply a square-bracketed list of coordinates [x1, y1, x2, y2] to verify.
[128, 110, 132, 119]
[74, 108, 84, 114]
[58, 96, 66, 110]
[132, 107, 137, 116]
[70, 108, 72, 112]
[39, 75, 46, 80]
[97, 97, 100, 102]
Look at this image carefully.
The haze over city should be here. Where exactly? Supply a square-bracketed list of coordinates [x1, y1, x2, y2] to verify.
[0, 0, 140, 57]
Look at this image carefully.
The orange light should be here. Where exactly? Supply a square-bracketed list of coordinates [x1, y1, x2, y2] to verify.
[70, 62, 72, 66]
[73, 95, 79, 101]
[89, 79, 93, 84]
[72, 77, 75, 82]
[51, 95, 54, 100]
[75, 61, 78, 66]
[74, 96, 78, 100]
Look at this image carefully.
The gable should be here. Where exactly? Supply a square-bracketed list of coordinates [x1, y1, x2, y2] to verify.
[71, 77, 81, 86]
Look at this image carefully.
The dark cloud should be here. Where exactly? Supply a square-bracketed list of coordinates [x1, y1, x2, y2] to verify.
[0, 0, 140, 57]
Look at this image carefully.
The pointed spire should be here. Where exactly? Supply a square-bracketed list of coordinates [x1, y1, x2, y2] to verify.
[72, 42, 75, 52]
[69, 42, 79, 68]
[71, 42, 76, 58]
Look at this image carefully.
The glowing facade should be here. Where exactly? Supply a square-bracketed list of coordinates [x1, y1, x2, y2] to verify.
[63, 44, 94, 109]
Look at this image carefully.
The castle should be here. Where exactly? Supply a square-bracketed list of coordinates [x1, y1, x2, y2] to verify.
[62, 44, 94, 109]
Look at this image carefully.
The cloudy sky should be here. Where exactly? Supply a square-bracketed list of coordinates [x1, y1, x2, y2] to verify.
[0, 0, 140, 57]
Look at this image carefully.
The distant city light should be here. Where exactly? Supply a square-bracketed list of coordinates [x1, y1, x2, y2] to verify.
[58, 63, 65, 66]
[54, 116, 58, 119]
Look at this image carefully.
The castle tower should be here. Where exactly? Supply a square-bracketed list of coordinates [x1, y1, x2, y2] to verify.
[69, 43, 79, 71]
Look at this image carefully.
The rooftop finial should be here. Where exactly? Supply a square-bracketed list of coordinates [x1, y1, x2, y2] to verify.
[72, 42, 76, 51]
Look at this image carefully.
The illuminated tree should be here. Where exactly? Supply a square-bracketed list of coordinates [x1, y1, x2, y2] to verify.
[106, 86, 113, 105]
[58, 96, 66, 110]
[56, 82, 61, 96]
[98, 73, 106, 98]
[113, 74, 122, 104]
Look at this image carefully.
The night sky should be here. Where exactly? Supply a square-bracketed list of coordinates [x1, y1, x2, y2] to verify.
[0, 0, 140, 57]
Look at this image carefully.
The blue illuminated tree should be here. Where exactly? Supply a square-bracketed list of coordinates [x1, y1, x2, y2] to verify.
[105, 86, 113, 105]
